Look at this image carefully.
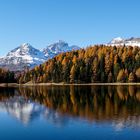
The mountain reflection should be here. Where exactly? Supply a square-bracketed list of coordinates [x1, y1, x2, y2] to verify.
[0, 86, 140, 129]
[0, 96, 44, 124]
[0, 87, 71, 126]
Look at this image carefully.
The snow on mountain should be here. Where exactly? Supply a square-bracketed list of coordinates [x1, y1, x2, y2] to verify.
[0, 43, 47, 71]
[108, 37, 140, 47]
[42, 40, 80, 59]
[109, 37, 124, 44]
[0, 41, 80, 71]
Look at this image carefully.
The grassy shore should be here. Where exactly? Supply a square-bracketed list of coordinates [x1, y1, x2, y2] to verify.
[1, 82, 140, 87]
[23, 82, 140, 86]
[0, 83, 19, 87]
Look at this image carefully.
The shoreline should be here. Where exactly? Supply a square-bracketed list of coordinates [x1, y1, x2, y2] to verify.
[1, 82, 140, 87]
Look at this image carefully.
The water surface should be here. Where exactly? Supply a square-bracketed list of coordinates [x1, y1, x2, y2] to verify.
[0, 85, 140, 140]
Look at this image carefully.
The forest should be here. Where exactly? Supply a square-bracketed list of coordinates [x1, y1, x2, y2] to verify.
[18, 45, 140, 84]
[0, 68, 16, 83]
[1, 45, 140, 83]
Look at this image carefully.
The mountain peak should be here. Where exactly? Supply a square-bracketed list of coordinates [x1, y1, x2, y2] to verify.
[58, 40, 67, 44]
[43, 41, 80, 58]
[110, 37, 124, 44]
[20, 43, 32, 48]
[0, 43, 47, 71]
[47, 40, 68, 48]
[7, 43, 37, 57]
[108, 37, 140, 47]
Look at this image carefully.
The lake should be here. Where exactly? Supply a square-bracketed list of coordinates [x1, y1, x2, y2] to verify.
[0, 85, 140, 140]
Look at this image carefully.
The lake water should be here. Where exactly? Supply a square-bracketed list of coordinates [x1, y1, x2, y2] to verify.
[0, 85, 140, 140]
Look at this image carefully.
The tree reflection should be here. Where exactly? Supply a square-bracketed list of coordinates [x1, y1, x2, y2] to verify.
[18, 85, 140, 122]
[0, 85, 140, 127]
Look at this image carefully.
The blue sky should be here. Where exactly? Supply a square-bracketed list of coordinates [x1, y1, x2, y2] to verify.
[0, 0, 140, 56]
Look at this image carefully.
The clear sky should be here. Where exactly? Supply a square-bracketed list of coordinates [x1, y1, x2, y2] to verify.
[0, 0, 140, 56]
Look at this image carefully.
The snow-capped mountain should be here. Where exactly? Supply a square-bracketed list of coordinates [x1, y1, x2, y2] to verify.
[0, 41, 80, 71]
[108, 37, 140, 47]
[0, 43, 47, 71]
[42, 40, 80, 59]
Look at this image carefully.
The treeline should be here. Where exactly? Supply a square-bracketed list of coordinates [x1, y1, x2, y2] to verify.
[18, 45, 140, 83]
[0, 68, 16, 83]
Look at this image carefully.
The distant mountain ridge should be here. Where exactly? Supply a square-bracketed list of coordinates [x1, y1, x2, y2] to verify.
[43, 40, 80, 59]
[108, 37, 140, 46]
[0, 41, 80, 71]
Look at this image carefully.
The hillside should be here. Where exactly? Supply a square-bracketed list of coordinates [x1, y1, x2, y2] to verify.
[18, 45, 140, 84]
